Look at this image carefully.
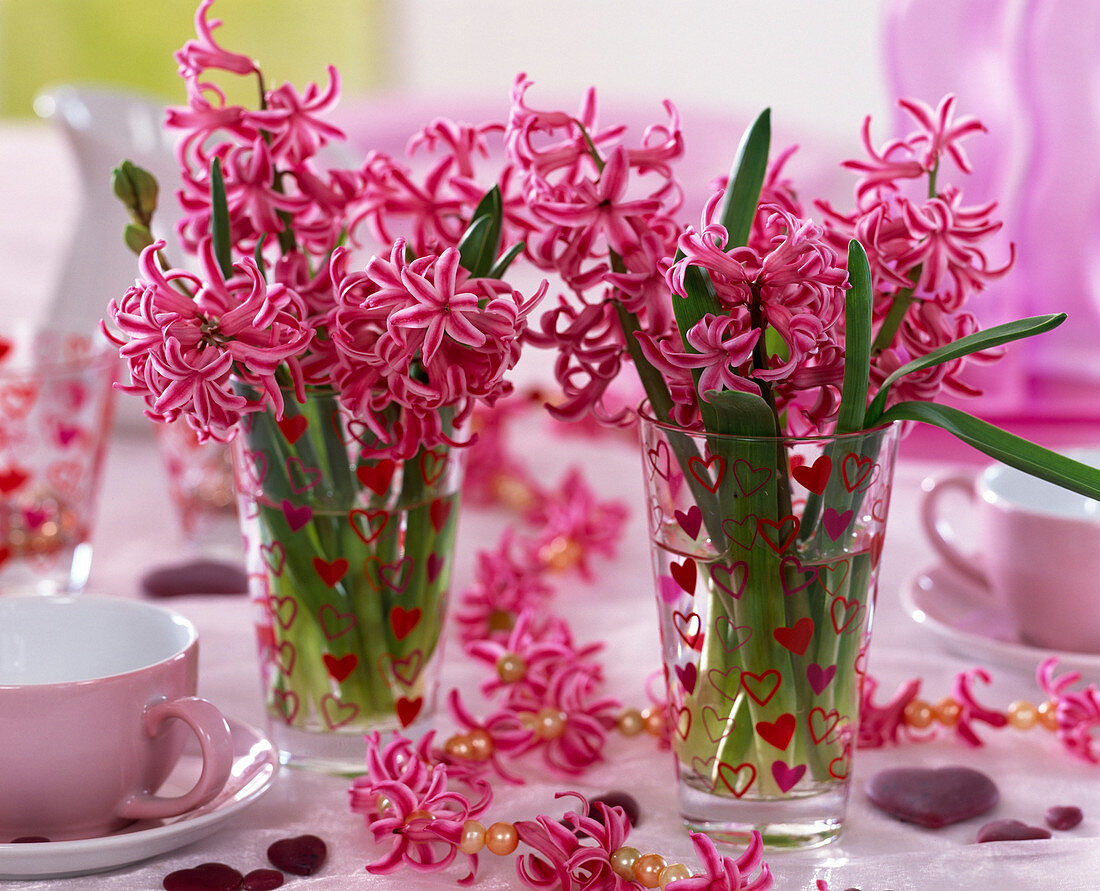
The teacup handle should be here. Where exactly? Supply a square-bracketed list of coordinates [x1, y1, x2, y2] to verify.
[920, 471, 993, 590]
[118, 696, 234, 820]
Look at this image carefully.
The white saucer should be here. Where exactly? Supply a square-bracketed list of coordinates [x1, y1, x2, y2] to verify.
[901, 563, 1100, 680]
[0, 716, 277, 880]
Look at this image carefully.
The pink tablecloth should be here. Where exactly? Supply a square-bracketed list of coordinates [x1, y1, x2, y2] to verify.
[4, 415, 1100, 891]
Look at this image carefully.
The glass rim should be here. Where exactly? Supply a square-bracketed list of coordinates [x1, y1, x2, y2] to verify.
[636, 400, 897, 445]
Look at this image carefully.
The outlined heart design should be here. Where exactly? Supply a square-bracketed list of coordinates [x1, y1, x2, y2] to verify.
[830, 596, 861, 634]
[669, 704, 692, 740]
[809, 707, 843, 744]
[673, 610, 704, 650]
[688, 454, 725, 493]
[714, 617, 753, 652]
[822, 508, 853, 541]
[323, 652, 359, 682]
[356, 459, 396, 495]
[791, 455, 831, 494]
[755, 713, 796, 751]
[277, 414, 309, 444]
[269, 595, 297, 629]
[273, 690, 299, 724]
[396, 696, 424, 727]
[239, 449, 268, 489]
[816, 558, 850, 595]
[756, 515, 800, 554]
[281, 499, 313, 532]
[779, 555, 816, 596]
[429, 498, 453, 532]
[773, 617, 814, 655]
[419, 449, 447, 485]
[707, 666, 742, 701]
[807, 663, 837, 694]
[710, 561, 748, 602]
[716, 761, 756, 798]
[647, 440, 671, 480]
[741, 669, 782, 706]
[841, 453, 875, 491]
[388, 650, 424, 685]
[349, 508, 388, 545]
[320, 605, 357, 639]
[390, 605, 422, 640]
[0, 381, 37, 419]
[771, 760, 806, 793]
[675, 662, 698, 694]
[829, 751, 851, 780]
[261, 542, 286, 577]
[321, 695, 359, 729]
[675, 505, 702, 539]
[732, 459, 771, 496]
[379, 557, 412, 593]
[286, 457, 321, 493]
[702, 706, 735, 743]
[312, 557, 349, 588]
[722, 515, 757, 550]
[46, 459, 82, 495]
[670, 557, 696, 595]
[274, 642, 296, 676]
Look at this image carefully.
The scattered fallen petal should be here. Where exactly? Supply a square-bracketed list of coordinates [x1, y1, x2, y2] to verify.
[1045, 805, 1083, 831]
[267, 834, 327, 876]
[976, 819, 1052, 843]
[865, 766, 998, 828]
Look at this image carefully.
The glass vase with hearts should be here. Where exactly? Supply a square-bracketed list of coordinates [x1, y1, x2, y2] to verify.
[232, 387, 464, 772]
[641, 410, 900, 848]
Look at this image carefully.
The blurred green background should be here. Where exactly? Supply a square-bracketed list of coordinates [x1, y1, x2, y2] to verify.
[0, 0, 388, 116]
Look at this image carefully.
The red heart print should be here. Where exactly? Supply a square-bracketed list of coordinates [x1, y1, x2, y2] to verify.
[714, 617, 753, 652]
[321, 695, 359, 730]
[669, 704, 692, 740]
[390, 605, 422, 640]
[349, 508, 388, 545]
[773, 617, 814, 655]
[675, 505, 702, 539]
[387, 651, 424, 685]
[869, 531, 885, 566]
[756, 515, 800, 554]
[274, 642, 296, 676]
[427, 552, 444, 582]
[822, 507, 853, 541]
[755, 713, 796, 751]
[277, 414, 309, 444]
[721, 515, 757, 550]
[688, 454, 725, 493]
[732, 459, 771, 496]
[270, 594, 297, 629]
[273, 689, 299, 723]
[841, 453, 874, 491]
[709, 561, 747, 602]
[0, 337, 10, 364]
[396, 696, 423, 727]
[46, 459, 82, 495]
[0, 546, 10, 569]
[647, 440, 671, 480]
[0, 465, 29, 494]
[261, 542, 286, 577]
[807, 662, 837, 694]
[816, 558, 850, 595]
[670, 557, 696, 595]
[675, 662, 698, 694]
[379, 557, 411, 593]
[741, 669, 782, 706]
[0, 381, 38, 419]
[320, 605, 356, 639]
[779, 555, 816, 596]
[239, 449, 268, 489]
[771, 759, 806, 793]
[702, 706, 735, 743]
[672, 610, 703, 649]
[323, 652, 359, 682]
[830, 596, 861, 634]
[809, 707, 843, 744]
[429, 498, 452, 532]
[829, 751, 851, 780]
[281, 499, 313, 532]
[286, 457, 321, 493]
[356, 459, 396, 496]
[312, 557, 348, 588]
[707, 666, 741, 701]
[717, 761, 756, 798]
[419, 449, 447, 485]
[791, 455, 832, 494]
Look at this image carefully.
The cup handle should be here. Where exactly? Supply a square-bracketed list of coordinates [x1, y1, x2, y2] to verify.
[920, 471, 992, 591]
[118, 696, 234, 821]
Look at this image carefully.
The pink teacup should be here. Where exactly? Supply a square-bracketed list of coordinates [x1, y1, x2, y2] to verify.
[0, 595, 234, 841]
[921, 450, 1100, 652]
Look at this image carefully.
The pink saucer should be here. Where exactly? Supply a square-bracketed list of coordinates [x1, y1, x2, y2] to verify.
[901, 563, 1100, 680]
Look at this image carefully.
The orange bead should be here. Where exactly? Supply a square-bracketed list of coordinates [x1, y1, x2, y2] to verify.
[903, 698, 934, 729]
[934, 696, 961, 727]
[487, 609, 516, 633]
[444, 734, 473, 760]
[485, 821, 519, 855]
[496, 652, 527, 683]
[1037, 699, 1060, 730]
[1007, 700, 1037, 730]
[536, 707, 568, 740]
[617, 708, 645, 737]
[610, 846, 640, 879]
[641, 706, 666, 736]
[468, 728, 494, 760]
[458, 819, 486, 855]
[633, 853, 667, 888]
[659, 862, 692, 887]
[539, 535, 583, 571]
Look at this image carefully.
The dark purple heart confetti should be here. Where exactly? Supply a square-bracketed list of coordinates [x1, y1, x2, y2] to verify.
[976, 819, 1052, 843]
[864, 766, 999, 829]
[142, 559, 248, 597]
[267, 834, 327, 876]
[1045, 805, 1083, 831]
[590, 791, 641, 828]
[162, 862, 244, 891]
[9, 836, 50, 844]
[242, 869, 284, 891]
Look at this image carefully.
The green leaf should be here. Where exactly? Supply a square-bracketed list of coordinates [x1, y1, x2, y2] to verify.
[457, 185, 503, 277]
[209, 157, 233, 280]
[879, 400, 1100, 500]
[716, 108, 771, 249]
[703, 388, 779, 437]
[865, 313, 1067, 425]
[837, 240, 872, 434]
[487, 241, 525, 280]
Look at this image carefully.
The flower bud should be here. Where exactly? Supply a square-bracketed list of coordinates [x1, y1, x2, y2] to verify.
[123, 223, 155, 255]
[112, 160, 159, 224]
